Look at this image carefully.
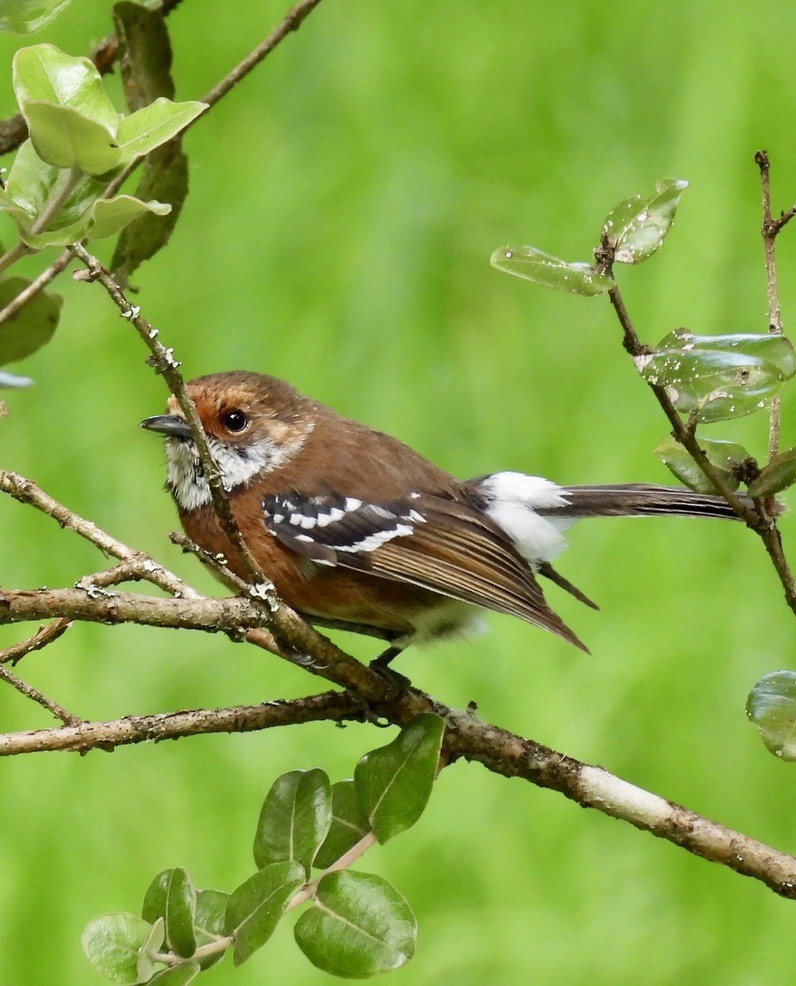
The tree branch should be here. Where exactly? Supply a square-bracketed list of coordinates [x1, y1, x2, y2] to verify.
[72, 244, 269, 587]
[1, 686, 794, 901]
[755, 149, 796, 460]
[0, 663, 81, 725]
[594, 248, 796, 618]
[441, 710, 796, 899]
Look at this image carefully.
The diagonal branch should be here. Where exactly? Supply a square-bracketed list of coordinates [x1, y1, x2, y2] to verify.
[593, 247, 796, 618]
[72, 244, 268, 588]
[0, 663, 80, 725]
[441, 710, 796, 900]
[1, 685, 794, 901]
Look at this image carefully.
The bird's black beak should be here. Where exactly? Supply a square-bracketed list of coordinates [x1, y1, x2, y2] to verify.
[140, 414, 193, 439]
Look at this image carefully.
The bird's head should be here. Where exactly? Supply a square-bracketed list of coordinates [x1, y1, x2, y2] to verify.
[140, 371, 315, 511]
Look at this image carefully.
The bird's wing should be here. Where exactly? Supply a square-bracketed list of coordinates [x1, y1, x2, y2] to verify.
[261, 490, 586, 649]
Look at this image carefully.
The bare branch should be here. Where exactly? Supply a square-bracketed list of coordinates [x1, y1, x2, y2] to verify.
[0, 618, 70, 665]
[595, 267, 796, 618]
[199, 0, 325, 108]
[1, 685, 794, 901]
[0, 663, 81, 725]
[0, 248, 73, 330]
[0, 690, 357, 755]
[755, 149, 796, 461]
[0, 469, 193, 598]
[441, 710, 796, 900]
[71, 245, 268, 587]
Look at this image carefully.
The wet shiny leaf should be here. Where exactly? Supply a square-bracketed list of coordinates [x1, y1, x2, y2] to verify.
[747, 671, 796, 760]
[603, 178, 688, 263]
[490, 245, 613, 295]
[654, 436, 747, 493]
[747, 447, 796, 498]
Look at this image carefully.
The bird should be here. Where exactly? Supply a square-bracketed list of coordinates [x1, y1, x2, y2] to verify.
[141, 370, 752, 662]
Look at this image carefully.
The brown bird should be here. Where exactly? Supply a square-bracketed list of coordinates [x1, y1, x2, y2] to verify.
[141, 371, 749, 662]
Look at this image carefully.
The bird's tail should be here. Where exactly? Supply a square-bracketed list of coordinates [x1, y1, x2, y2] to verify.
[545, 483, 772, 520]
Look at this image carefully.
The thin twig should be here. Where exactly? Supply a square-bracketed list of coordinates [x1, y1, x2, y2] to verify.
[595, 259, 796, 617]
[605, 282, 757, 521]
[0, 469, 190, 597]
[0, 618, 70, 665]
[103, 0, 326, 201]
[71, 244, 268, 588]
[0, 248, 73, 328]
[755, 149, 796, 461]
[0, 664, 81, 725]
[199, 0, 324, 108]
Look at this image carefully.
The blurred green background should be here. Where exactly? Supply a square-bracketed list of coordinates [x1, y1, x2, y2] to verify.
[2, 1, 796, 983]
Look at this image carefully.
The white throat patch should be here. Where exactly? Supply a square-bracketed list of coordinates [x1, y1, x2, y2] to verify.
[164, 426, 312, 511]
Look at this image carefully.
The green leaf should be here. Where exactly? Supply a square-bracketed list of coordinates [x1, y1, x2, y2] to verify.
[654, 436, 748, 494]
[314, 779, 370, 870]
[148, 965, 201, 986]
[81, 912, 152, 984]
[0, 276, 62, 366]
[13, 44, 118, 131]
[747, 671, 796, 760]
[253, 769, 332, 875]
[747, 447, 796, 498]
[354, 713, 444, 843]
[141, 868, 197, 959]
[136, 917, 165, 983]
[0, 0, 73, 34]
[490, 245, 613, 296]
[21, 101, 120, 174]
[13, 45, 120, 170]
[294, 871, 416, 978]
[658, 329, 796, 380]
[225, 860, 305, 966]
[0, 139, 106, 246]
[636, 330, 791, 423]
[90, 194, 170, 239]
[602, 178, 688, 264]
[115, 98, 206, 165]
[193, 889, 229, 971]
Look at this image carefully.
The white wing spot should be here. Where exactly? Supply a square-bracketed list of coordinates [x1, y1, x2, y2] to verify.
[314, 506, 346, 527]
[336, 522, 414, 553]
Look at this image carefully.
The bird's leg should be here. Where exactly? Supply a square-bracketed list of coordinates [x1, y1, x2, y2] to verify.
[370, 644, 405, 669]
[368, 642, 411, 694]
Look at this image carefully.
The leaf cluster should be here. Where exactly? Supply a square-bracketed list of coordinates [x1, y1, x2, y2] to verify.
[81, 714, 444, 982]
[0, 17, 204, 383]
[491, 178, 796, 499]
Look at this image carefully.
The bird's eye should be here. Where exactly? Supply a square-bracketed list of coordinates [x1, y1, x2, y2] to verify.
[221, 408, 249, 433]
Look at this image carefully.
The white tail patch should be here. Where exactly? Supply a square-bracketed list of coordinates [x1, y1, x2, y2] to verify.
[478, 472, 575, 565]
